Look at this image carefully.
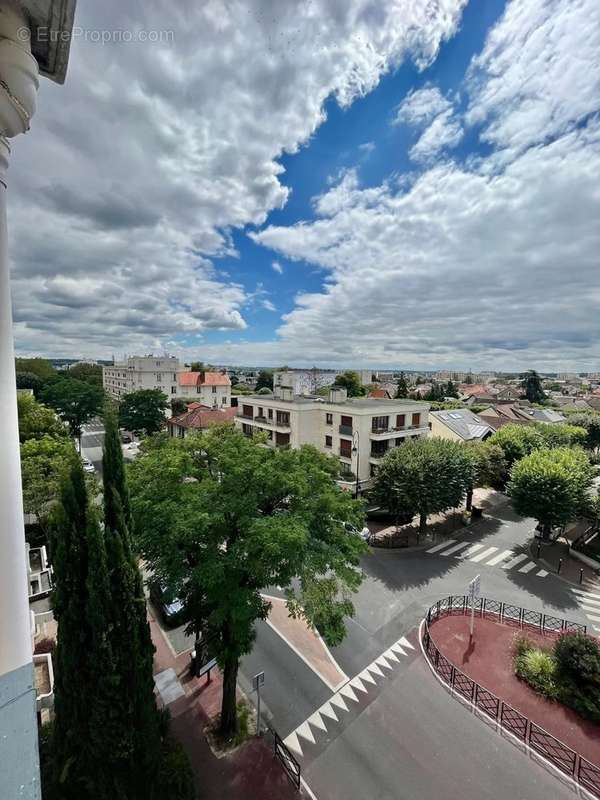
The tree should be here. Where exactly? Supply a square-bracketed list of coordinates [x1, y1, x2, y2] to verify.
[534, 422, 587, 449]
[424, 383, 445, 402]
[464, 373, 473, 385]
[41, 378, 104, 449]
[170, 397, 188, 416]
[445, 380, 458, 398]
[68, 362, 103, 387]
[15, 356, 56, 382]
[488, 424, 546, 482]
[521, 369, 546, 404]
[119, 388, 168, 436]
[20, 435, 74, 534]
[255, 369, 274, 391]
[334, 371, 366, 397]
[566, 414, 600, 451]
[17, 393, 67, 443]
[16, 370, 43, 394]
[372, 438, 474, 534]
[101, 404, 162, 797]
[395, 372, 409, 399]
[508, 448, 595, 540]
[463, 441, 507, 511]
[129, 427, 366, 739]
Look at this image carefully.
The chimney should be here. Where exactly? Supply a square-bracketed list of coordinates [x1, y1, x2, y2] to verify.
[329, 387, 347, 403]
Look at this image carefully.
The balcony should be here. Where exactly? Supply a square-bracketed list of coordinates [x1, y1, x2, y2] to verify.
[239, 413, 254, 420]
[339, 448, 353, 460]
[339, 424, 353, 436]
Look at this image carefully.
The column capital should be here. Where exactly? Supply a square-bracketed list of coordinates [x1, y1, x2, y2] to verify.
[0, 2, 39, 139]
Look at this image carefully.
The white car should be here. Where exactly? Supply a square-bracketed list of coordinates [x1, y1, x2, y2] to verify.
[82, 458, 95, 474]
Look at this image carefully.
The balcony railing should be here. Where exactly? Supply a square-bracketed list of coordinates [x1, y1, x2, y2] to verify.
[239, 413, 254, 420]
[370, 450, 388, 460]
[255, 415, 268, 422]
[339, 448, 352, 459]
[339, 425, 353, 435]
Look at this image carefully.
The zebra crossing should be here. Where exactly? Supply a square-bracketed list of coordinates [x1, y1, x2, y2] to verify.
[425, 538, 548, 577]
[283, 635, 415, 759]
[569, 578, 600, 632]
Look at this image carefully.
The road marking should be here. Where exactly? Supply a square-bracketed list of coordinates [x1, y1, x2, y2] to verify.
[426, 539, 456, 553]
[518, 562, 536, 573]
[501, 553, 528, 570]
[296, 721, 316, 745]
[438, 541, 472, 557]
[469, 546, 498, 563]
[485, 549, 514, 566]
[581, 607, 600, 619]
[536, 569, 549, 577]
[572, 588, 600, 602]
[583, 613, 600, 623]
[456, 543, 485, 559]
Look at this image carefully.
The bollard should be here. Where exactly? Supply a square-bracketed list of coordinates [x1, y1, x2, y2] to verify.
[537, 541, 541, 559]
[557, 558, 562, 575]
[580, 568, 584, 585]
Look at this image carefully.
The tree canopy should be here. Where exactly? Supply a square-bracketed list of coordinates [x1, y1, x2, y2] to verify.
[255, 369, 274, 391]
[20, 435, 74, 534]
[41, 378, 104, 445]
[463, 440, 507, 510]
[16, 371, 43, 394]
[488, 424, 546, 481]
[333, 370, 366, 397]
[508, 447, 595, 539]
[129, 426, 366, 738]
[372, 438, 474, 533]
[521, 369, 546, 404]
[533, 421, 587, 449]
[15, 357, 56, 382]
[17, 393, 68, 443]
[119, 388, 168, 435]
[566, 413, 600, 451]
[395, 372, 409, 399]
[67, 362, 103, 387]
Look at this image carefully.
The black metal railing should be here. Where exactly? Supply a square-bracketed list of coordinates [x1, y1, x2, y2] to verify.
[270, 727, 301, 790]
[422, 596, 599, 796]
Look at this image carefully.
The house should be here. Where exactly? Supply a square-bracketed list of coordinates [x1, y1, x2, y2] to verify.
[234, 386, 429, 492]
[176, 370, 231, 407]
[167, 404, 238, 438]
[368, 388, 393, 399]
[429, 409, 494, 442]
[512, 407, 566, 424]
[478, 403, 532, 430]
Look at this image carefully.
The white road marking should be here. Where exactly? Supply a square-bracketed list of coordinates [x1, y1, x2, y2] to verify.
[308, 711, 328, 732]
[339, 684, 358, 703]
[536, 569, 549, 577]
[485, 549, 514, 566]
[572, 588, 600, 602]
[426, 539, 456, 553]
[581, 607, 600, 620]
[438, 541, 472, 557]
[296, 721, 316, 744]
[456, 543, 485, 559]
[518, 562, 536, 573]
[501, 553, 529, 570]
[469, 546, 498, 563]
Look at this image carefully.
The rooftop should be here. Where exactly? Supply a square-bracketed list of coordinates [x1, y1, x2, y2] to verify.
[430, 408, 494, 441]
[242, 394, 428, 409]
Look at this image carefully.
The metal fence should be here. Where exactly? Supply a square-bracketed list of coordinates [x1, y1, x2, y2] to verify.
[270, 727, 301, 790]
[423, 596, 600, 797]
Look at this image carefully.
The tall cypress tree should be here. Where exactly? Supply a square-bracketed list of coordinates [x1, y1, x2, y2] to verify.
[102, 404, 161, 798]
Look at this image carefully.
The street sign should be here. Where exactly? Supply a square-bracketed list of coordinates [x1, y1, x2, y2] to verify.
[468, 574, 480, 601]
[253, 671, 265, 690]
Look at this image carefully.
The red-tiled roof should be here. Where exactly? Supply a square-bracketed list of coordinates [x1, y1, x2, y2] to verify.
[459, 384, 497, 397]
[178, 372, 200, 387]
[201, 371, 231, 386]
[167, 405, 237, 430]
[369, 389, 392, 399]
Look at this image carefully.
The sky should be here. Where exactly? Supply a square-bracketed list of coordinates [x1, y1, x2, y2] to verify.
[9, 0, 600, 372]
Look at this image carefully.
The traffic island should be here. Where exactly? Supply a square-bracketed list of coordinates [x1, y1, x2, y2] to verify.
[421, 596, 600, 796]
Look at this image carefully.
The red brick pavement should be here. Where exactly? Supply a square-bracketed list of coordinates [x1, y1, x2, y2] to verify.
[430, 614, 600, 766]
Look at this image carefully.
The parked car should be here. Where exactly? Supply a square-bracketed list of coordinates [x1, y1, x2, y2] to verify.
[149, 580, 185, 628]
[120, 430, 133, 443]
[81, 458, 95, 474]
[344, 521, 372, 542]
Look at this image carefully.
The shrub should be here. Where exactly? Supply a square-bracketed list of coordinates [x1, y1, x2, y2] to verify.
[554, 632, 600, 683]
[34, 638, 56, 656]
[157, 735, 196, 800]
[512, 633, 532, 658]
[514, 647, 559, 698]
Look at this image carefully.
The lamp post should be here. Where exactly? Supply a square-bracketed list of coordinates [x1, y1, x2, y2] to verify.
[352, 430, 360, 499]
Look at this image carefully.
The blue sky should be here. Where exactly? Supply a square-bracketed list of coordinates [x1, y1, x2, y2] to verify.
[11, 0, 600, 372]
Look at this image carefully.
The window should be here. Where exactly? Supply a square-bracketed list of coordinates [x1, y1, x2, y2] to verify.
[276, 410, 290, 426]
[412, 412, 420, 427]
[325, 435, 332, 448]
[340, 460, 353, 476]
[371, 440, 388, 457]
[156, 373, 162, 382]
[396, 414, 405, 429]
[268, 408, 273, 420]
[212, 385, 217, 393]
[221, 396, 227, 405]
[370, 463, 378, 477]
[339, 415, 353, 434]
[197, 386, 201, 394]
[242, 405, 253, 419]
[339, 440, 352, 458]
[171, 386, 176, 394]
[173, 373, 177, 381]
[326, 412, 333, 425]
[372, 415, 389, 432]
[258, 407, 263, 418]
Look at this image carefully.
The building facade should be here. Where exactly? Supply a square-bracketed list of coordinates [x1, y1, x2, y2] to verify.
[176, 370, 231, 407]
[103, 355, 181, 398]
[234, 386, 429, 490]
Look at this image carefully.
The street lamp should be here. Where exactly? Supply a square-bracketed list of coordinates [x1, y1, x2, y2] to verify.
[352, 430, 360, 499]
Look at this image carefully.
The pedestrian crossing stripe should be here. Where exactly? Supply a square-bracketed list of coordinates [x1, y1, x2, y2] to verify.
[425, 540, 546, 576]
[283, 633, 413, 758]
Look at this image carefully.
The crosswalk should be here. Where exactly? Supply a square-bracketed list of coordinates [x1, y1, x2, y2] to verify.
[570, 579, 600, 632]
[425, 539, 548, 577]
[283, 635, 415, 759]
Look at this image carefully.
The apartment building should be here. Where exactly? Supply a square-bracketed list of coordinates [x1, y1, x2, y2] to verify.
[235, 386, 429, 491]
[103, 354, 181, 399]
[176, 370, 231, 407]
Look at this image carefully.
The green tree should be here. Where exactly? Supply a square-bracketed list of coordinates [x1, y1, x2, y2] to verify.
[119, 388, 168, 436]
[21, 435, 74, 534]
[17, 393, 67, 443]
[488, 424, 546, 482]
[566, 414, 600, 451]
[508, 448, 595, 540]
[129, 427, 366, 739]
[255, 369, 274, 391]
[372, 438, 474, 534]
[463, 441, 507, 510]
[102, 404, 162, 797]
[445, 380, 458, 398]
[334, 370, 366, 397]
[171, 398, 188, 416]
[16, 370, 43, 394]
[521, 369, 546, 404]
[41, 378, 104, 449]
[395, 372, 409, 399]
[534, 422, 587, 449]
[464, 373, 473, 385]
[15, 356, 56, 382]
[68, 363, 103, 387]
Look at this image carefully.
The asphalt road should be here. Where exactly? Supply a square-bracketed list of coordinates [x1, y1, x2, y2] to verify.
[80, 421, 105, 477]
[239, 498, 591, 800]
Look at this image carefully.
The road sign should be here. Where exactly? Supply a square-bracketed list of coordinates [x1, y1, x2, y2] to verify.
[253, 672, 265, 734]
[467, 575, 480, 636]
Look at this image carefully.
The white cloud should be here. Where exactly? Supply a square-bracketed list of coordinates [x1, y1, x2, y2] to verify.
[272, 260, 284, 274]
[394, 85, 452, 126]
[261, 299, 277, 312]
[395, 84, 463, 162]
[11, 0, 467, 356]
[409, 109, 463, 162]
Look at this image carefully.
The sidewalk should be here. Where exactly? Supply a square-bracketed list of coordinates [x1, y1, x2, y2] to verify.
[149, 609, 304, 800]
[528, 521, 600, 586]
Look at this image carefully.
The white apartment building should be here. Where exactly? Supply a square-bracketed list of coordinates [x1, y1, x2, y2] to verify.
[273, 367, 374, 395]
[103, 355, 181, 398]
[176, 370, 231, 407]
[235, 386, 429, 491]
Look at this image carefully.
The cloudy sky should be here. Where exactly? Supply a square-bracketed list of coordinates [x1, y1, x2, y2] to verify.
[10, 0, 600, 371]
